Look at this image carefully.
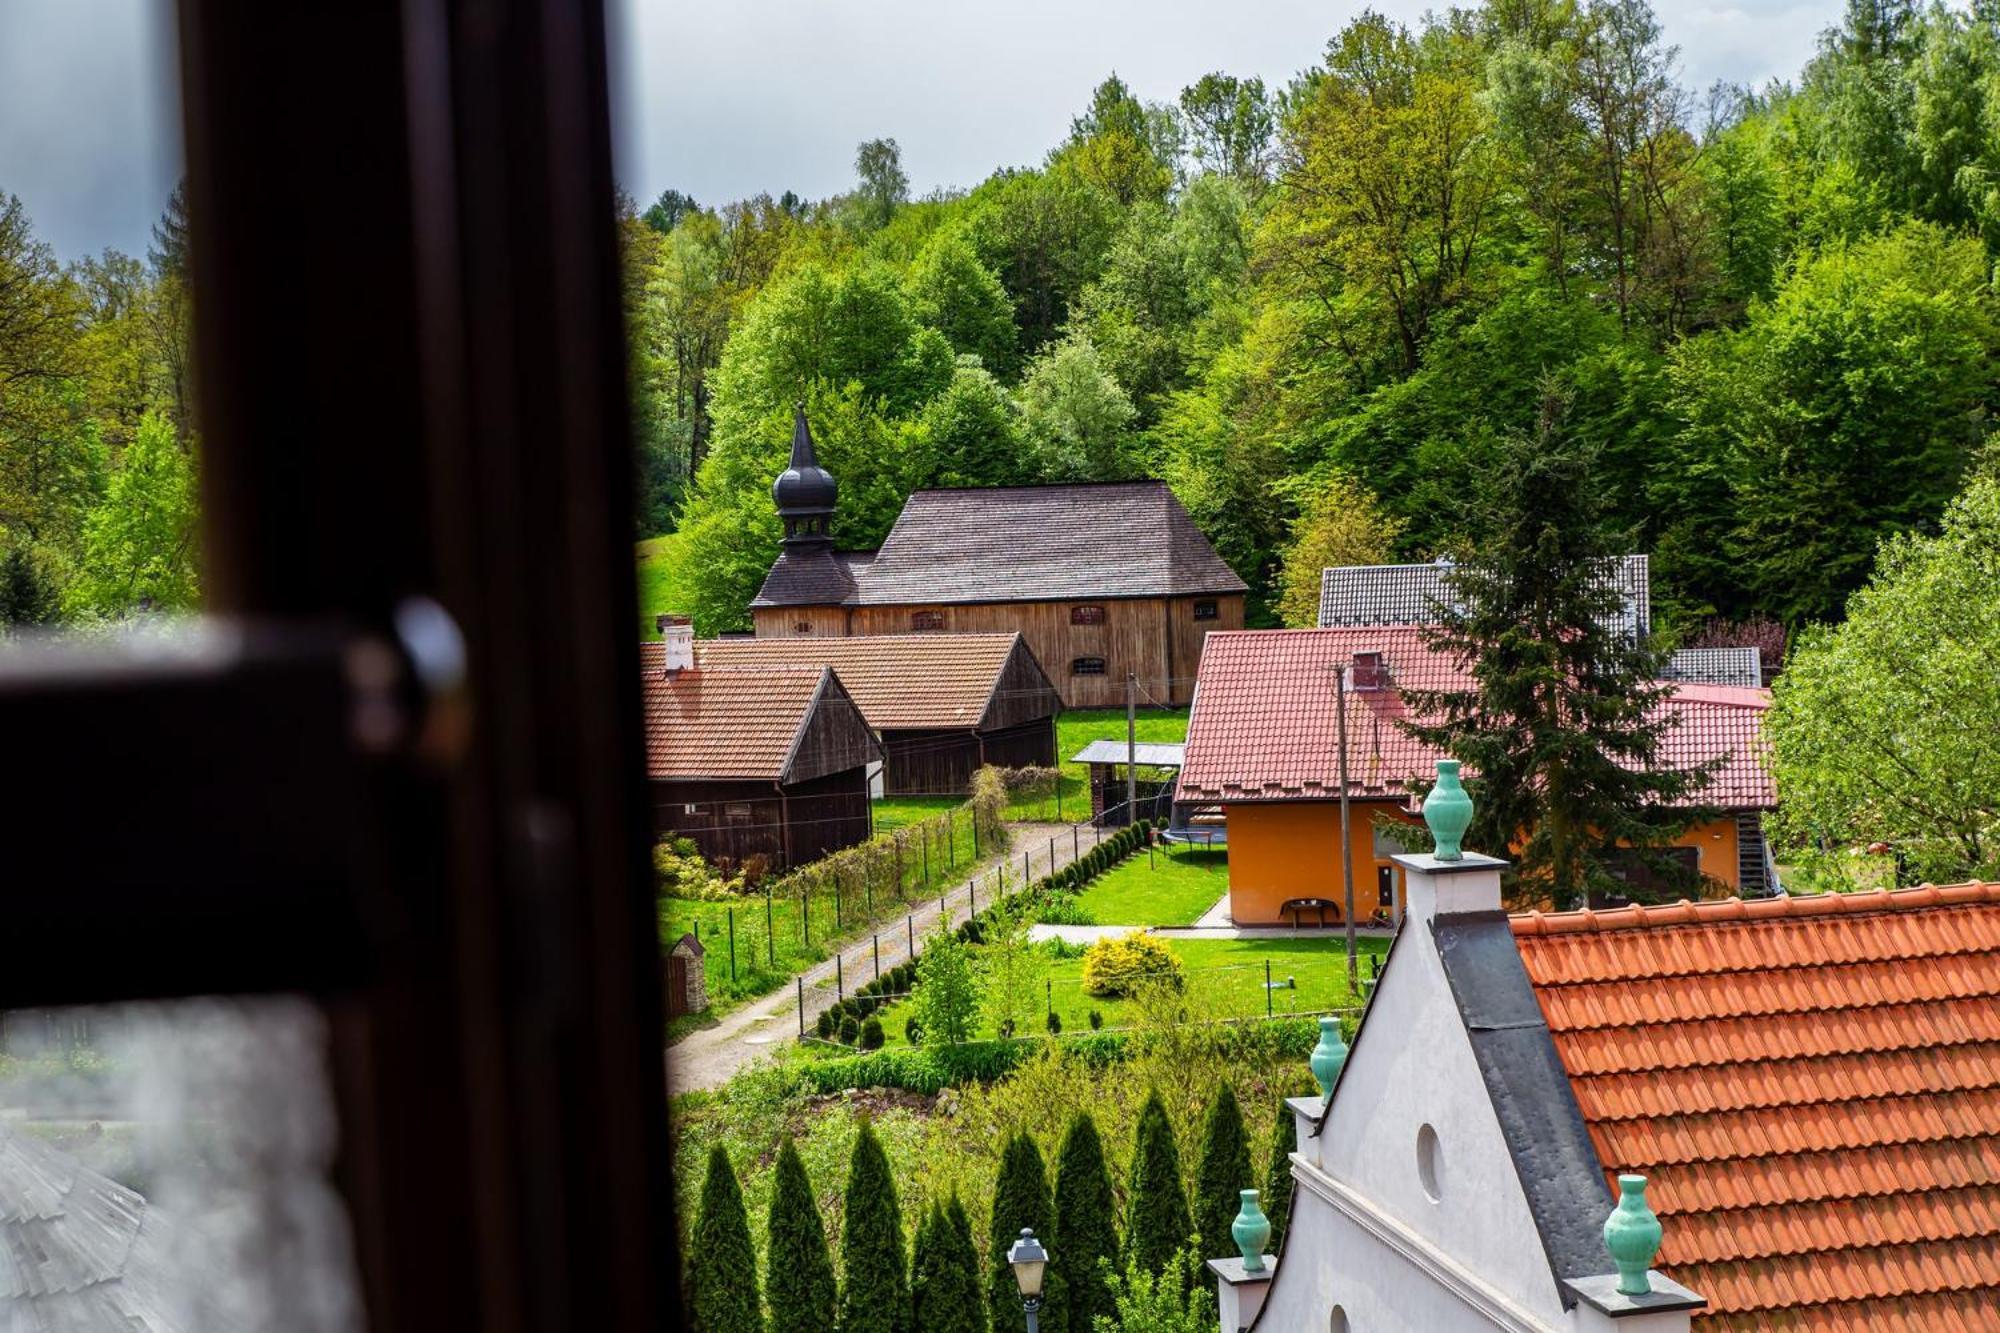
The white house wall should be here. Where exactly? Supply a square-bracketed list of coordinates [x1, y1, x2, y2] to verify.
[1255, 916, 1575, 1332]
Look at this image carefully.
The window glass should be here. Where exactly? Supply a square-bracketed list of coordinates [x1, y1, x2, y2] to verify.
[1071, 656, 1107, 675]
[1070, 605, 1106, 625]
[1193, 600, 1218, 621]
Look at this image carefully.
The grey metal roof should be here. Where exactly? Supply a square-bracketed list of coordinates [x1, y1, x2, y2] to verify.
[1070, 740, 1186, 768]
[0, 1124, 187, 1333]
[1317, 556, 1652, 640]
[755, 482, 1247, 608]
[1663, 646, 1762, 689]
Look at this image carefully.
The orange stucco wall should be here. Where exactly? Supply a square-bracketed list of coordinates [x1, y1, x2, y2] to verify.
[1224, 802, 1746, 924]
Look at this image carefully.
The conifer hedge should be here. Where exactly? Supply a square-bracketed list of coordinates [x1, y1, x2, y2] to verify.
[688, 1145, 760, 1333]
[912, 1197, 985, 1333]
[988, 1133, 1065, 1333]
[1191, 1084, 1254, 1265]
[1123, 1088, 1192, 1278]
[1051, 1112, 1118, 1333]
[840, 1118, 911, 1333]
[765, 1139, 837, 1331]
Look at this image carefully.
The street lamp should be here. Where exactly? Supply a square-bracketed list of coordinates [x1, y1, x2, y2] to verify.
[1007, 1227, 1049, 1332]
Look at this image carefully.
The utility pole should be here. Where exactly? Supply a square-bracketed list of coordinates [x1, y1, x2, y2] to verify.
[1125, 671, 1138, 828]
[1335, 661, 1358, 997]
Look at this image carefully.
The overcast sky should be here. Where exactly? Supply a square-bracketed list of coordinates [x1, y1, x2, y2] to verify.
[0, 0, 1845, 263]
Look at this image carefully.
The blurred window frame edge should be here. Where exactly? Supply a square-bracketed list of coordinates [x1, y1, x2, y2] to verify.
[1, 3, 678, 1332]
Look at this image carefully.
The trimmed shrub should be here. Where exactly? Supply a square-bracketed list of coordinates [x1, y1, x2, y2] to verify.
[1052, 1112, 1119, 1333]
[1088, 1009, 1104, 1031]
[816, 1010, 836, 1040]
[906, 1017, 924, 1047]
[1124, 1089, 1192, 1278]
[840, 1119, 911, 1333]
[1046, 1010, 1063, 1034]
[688, 1144, 760, 1333]
[1081, 932, 1184, 998]
[766, 1139, 837, 1330]
[838, 1015, 860, 1045]
[1192, 1084, 1254, 1265]
[860, 1016, 885, 1050]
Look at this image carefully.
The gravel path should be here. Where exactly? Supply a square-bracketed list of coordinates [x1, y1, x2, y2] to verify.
[665, 820, 1106, 1095]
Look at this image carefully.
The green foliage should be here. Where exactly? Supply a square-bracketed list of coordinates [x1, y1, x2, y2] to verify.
[1017, 333, 1138, 480]
[1400, 392, 1714, 909]
[1122, 1089, 1191, 1278]
[68, 412, 198, 615]
[1274, 474, 1404, 626]
[910, 1198, 984, 1333]
[861, 1017, 886, 1050]
[1191, 1084, 1253, 1264]
[1262, 1073, 1313, 1254]
[906, 232, 1018, 376]
[1052, 1113, 1119, 1333]
[654, 837, 743, 901]
[1090, 1247, 1216, 1333]
[688, 1145, 761, 1333]
[1767, 471, 2000, 885]
[1081, 932, 1183, 999]
[909, 362, 1027, 488]
[766, 1139, 838, 1331]
[841, 1118, 911, 1333]
[988, 1133, 1063, 1333]
[915, 926, 982, 1046]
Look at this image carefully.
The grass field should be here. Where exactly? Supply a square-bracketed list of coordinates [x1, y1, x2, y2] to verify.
[1069, 843, 1228, 926]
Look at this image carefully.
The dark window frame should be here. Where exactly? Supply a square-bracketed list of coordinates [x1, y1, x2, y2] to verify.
[910, 610, 945, 631]
[1070, 604, 1106, 625]
[1071, 656, 1108, 676]
[1192, 599, 1219, 621]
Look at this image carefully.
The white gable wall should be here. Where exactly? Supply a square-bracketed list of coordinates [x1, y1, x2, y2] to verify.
[1254, 895, 1576, 1331]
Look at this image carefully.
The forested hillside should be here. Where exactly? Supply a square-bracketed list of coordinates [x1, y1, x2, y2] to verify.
[628, 0, 2000, 638]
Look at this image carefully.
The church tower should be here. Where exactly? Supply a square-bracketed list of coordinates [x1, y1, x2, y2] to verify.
[772, 406, 836, 549]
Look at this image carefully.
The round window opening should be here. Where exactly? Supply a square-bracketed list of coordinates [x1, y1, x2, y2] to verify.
[1417, 1123, 1442, 1202]
[1329, 1307, 1350, 1333]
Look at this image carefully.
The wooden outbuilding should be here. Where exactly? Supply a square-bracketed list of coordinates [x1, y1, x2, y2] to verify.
[639, 657, 879, 871]
[747, 410, 1247, 708]
[685, 632, 1059, 796]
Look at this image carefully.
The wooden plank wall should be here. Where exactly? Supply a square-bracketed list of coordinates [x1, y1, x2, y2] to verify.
[751, 606, 849, 637]
[782, 768, 873, 865]
[650, 768, 873, 871]
[786, 677, 880, 784]
[881, 729, 983, 797]
[979, 718, 1057, 770]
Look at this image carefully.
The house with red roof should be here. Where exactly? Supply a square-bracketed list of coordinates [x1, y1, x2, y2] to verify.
[1226, 779, 2000, 1333]
[1176, 628, 1776, 925]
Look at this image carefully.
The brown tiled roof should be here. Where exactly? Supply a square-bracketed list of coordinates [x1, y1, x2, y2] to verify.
[1176, 627, 1774, 808]
[677, 633, 1051, 731]
[637, 663, 832, 781]
[755, 481, 1247, 607]
[1511, 884, 2000, 1332]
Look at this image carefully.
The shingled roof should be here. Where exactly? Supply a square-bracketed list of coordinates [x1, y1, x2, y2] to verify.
[1319, 556, 1652, 639]
[1512, 884, 2000, 1332]
[637, 661, 878, 783]
[676, 633, 1056, 732]
[1177, 627, 1774, 808]
[0, 1123, 187, 1333]
[753, 481, 1246, 607]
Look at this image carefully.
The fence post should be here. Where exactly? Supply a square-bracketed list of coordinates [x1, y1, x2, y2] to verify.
[969, 878, 976, 916]
[1073, 826, 1079, 863]
[728, 907, 737, 984]
[946, 810, 954, 869]
[922, 829, 930, 888]
[834, 873, 842, 929]
[836, 954, 843, 1000]
[797, 977, 805, 1037]
[1056, 777, 1062, 822]
[1046, 978, 1052, 1021]
[971, 811, 980, 859]
[873, 934, 881, 981]
[1265, 960, 1272, 1018]
[1023, 851, 1029, 886]
[908, 913, 915, 958]
[801, 888, 809, 946]
[865, 866, 873, 915]
[765, 886, 775, 965]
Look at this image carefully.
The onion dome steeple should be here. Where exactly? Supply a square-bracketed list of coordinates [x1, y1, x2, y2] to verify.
[772, 405, 837, 548]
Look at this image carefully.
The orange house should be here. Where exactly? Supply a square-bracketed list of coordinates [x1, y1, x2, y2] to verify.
[1177, 627, 1777, 925]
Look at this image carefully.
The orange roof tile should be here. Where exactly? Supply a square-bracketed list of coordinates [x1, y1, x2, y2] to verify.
[1511, 883, 2000, 1330]
[638, 665, 830, 781]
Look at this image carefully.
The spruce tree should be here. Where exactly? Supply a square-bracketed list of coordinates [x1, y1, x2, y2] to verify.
[766, 1139, 837, 1331]
[687, 1144, 761, 1333]
[1401, 388, 1716, 910]
[912, 1198, 986, 1333]
[910, 1204, 946, 1330]
[841, 1118, 911, 1333]
[1051, 1113, 1118, 1333]
[1123, 1089, 1192, 1279]
[1191, 1084, 1254, 1264]
[989, 1133, 1065, 1333]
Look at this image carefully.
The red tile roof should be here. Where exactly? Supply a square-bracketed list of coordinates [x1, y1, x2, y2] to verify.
[1512, 884, 2000, 1332]
[1176, 627, 1773, 808]
[638, 664, 831, 781]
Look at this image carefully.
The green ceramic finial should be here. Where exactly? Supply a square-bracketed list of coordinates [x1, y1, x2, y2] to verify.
[1602, 1174, 1662, 1296]
[1424, 759, 1473, 861]
[1310, 1016, 1348, 1098]
[1232, 1189, 1272, 1271]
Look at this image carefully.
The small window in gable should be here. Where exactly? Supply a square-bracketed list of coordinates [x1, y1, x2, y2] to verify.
[910, 610, 945, 631]
[1070, 605, 1106, 626]
[792, 620, 814, 635]
[1071, 656, 1107, 676]
[1193, 599, 1219, 621]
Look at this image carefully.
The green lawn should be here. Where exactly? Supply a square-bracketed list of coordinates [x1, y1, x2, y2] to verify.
[1071, 843, 1228, 926]
[637, 535, 683, 640]
[858, 933, 1385, 1049]
[871, 796, 960, 832]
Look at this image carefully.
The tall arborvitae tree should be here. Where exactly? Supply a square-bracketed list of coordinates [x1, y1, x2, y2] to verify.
[687, 1145, 761, 1333]
[912, 1198, 987, 1333]
[910, 1205, 946, 1330]
[1190, 1084, 1254, 1264]
[989, 1133, 1065, 1333]
[841, 1118, 911, 1333]
[766, 1139, 838, 1331]
[1263, 1078, 1310, 1255]
[1123, 1089, 1193, 1278]
[1051, 1113, 1119, 1333]
[1400, 389, 1716, 910]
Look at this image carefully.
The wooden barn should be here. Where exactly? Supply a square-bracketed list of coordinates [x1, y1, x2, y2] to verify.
[687, 632, 1060, 796]
[748, 409, 1247, 708]
[639, 651, 879, 871]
